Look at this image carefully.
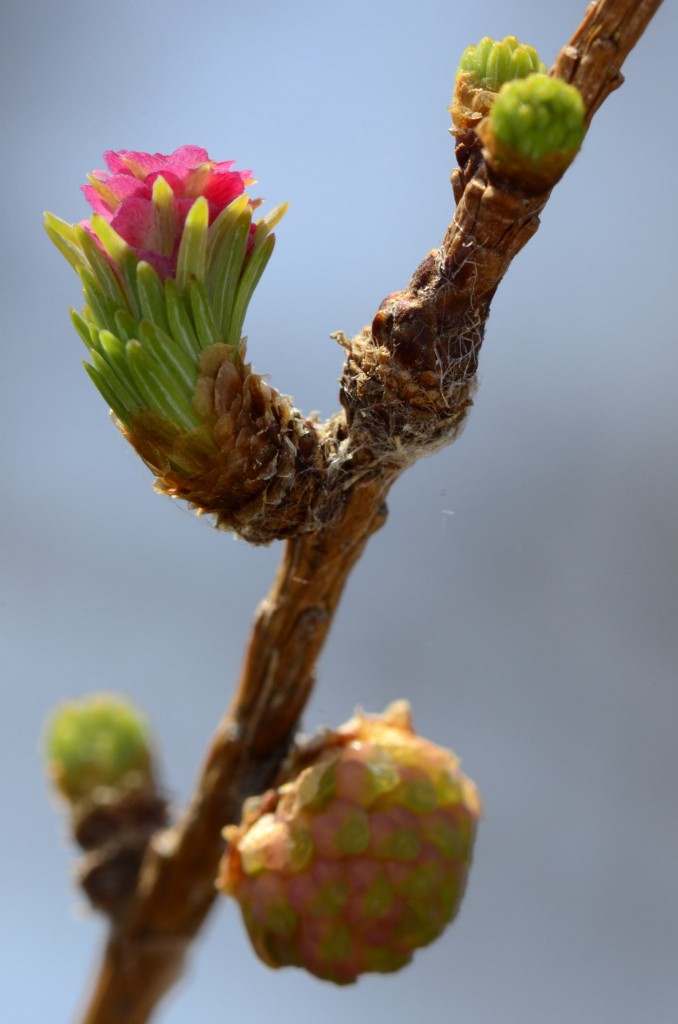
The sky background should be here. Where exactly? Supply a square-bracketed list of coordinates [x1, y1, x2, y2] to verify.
[2, 1, 677, 1021]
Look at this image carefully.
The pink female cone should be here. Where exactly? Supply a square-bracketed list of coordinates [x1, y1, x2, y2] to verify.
[218, 702, 481, 984]
[44, 148, 325, 543]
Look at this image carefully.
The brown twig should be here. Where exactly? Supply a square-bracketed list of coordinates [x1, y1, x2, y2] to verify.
[80, 475, 391, 1023]
[77, 1, 663, 1020]
[552, 0, 664, 123]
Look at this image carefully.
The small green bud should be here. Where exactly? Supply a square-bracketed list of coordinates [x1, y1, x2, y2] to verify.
[457, 35, 545, 91]
[491, 73, 585, 162]
[45, 693, 153, 802]
[450, 35, 546, 135]
[482, 73, 585, 189]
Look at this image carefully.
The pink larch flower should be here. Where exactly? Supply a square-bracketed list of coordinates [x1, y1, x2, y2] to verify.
[82, 146, 257, 278]
[44, 147, 316, 544]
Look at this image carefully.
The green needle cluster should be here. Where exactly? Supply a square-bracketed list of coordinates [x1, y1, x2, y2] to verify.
[44, 190, 286, 429]
[457, 35, 546, 91]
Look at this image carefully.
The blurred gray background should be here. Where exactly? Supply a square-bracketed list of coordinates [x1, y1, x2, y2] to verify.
[2, 1, 677, 1021]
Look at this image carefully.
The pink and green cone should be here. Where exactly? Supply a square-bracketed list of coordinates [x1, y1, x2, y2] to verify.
[44, 148, 322, 543]
[218, 702, 481, 984]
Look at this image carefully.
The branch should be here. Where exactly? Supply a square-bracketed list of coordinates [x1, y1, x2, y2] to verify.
[76, 1, 663, 1020]
[552, 0, 664, 123]
[80, 476, 390, 1023]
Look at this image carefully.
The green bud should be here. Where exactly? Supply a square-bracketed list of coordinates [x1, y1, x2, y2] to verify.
[491, 73, 585, 161]
[45, 693, 153, 802]
[457, 35, 545, 90]
[451, 35, 546, 134]
[483, 73, 585, 189]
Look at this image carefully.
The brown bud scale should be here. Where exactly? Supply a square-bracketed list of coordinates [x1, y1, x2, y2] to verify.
[123, 344, 330, 544]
